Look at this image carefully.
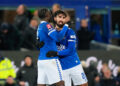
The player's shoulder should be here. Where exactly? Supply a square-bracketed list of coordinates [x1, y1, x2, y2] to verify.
[40, 21, 48, 26]
[38, 21, 47, 28]
[68, 28, 75, 35]
[39, 21, 53, 30]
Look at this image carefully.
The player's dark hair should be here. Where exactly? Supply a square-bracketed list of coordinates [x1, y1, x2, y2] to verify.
[38, 8, 49, 19]
[54, 10, 67, 17]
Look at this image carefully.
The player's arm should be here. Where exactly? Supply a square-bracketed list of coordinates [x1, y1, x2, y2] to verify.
[36, 39, 44, 48]
[46, 41, 75, 57]
[46, 24, 68, 42]
[58, 39, 75, 56]
[36, 25, 44, 48]
[58, 31, 76, 56]
[46, 30, 76, 57]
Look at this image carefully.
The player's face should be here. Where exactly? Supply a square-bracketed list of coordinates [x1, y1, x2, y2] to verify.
[56, 14, 66, 28]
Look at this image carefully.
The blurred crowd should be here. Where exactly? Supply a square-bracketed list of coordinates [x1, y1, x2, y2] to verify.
[0, 4, 40, 50]
[0, 4, 96, 51]
[1, 3, 120, 86]
[0, 54, 37, 86]
[0, 54, 120, 86]
[81, 61, 120, 86]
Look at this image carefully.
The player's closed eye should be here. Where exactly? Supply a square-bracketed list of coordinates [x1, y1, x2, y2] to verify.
[63, 16, 65, 19]
[59, 16, 62, 18]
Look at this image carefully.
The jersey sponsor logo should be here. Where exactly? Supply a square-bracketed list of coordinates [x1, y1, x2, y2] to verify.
[57, 44, 66, 51]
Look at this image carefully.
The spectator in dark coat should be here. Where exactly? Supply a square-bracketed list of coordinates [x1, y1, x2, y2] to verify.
[86, 61, 99, 86]
[22, 18, 38, 50]
[115, 68, 120, 86]
[51, 4, 61, 27]
[14, 4, 29, 33]
[4, 76, 18, 86]
[77, 19, 94, 50]
[100, 68, 116, 86]
[0, 23, 21, 50]
[32, 9, 40, 24]
[16, 55, 37, 86]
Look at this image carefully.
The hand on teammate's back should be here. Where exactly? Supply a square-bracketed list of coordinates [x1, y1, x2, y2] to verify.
[36, 39, 45, 48]
[46, 51, 58, 57]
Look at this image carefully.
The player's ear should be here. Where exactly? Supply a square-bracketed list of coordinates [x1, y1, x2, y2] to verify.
[54, 17, 57, 21]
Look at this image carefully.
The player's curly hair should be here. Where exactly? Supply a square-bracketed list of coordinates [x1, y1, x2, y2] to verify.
[38, 8, 50, 19]
[54, 10, 67, 17]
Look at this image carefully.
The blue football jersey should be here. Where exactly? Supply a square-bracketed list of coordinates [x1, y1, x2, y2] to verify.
[37, 21, 68, 60]
[57, 28, 81, 70]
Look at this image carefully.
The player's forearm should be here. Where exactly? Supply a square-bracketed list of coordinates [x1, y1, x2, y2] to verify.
[56, 24, 68, 41]
[48, 30, 59, 42]
[58, 49, 71, 56]
[48, 25, 68, 42]
[58, 42, 75, 56]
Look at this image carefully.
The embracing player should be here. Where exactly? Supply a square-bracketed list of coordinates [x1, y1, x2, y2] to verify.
[46, 11, 88, 86]
[37, 8, 68, 86]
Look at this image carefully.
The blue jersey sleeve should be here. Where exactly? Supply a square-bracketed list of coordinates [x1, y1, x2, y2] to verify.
[36, 23, 55, 40]
[46, 24, 68, 42]
[37, 23, 68, 42]
[58, 30, 76, 56]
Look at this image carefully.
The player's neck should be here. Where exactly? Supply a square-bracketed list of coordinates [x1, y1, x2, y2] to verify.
[55, 25, 62, 31]
[41, 19, 49, 22]
[57, 28, 62, 31]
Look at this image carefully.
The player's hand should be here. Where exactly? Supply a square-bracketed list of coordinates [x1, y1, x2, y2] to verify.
[46, 51, 58, 57]
[64, 24, 69, 27]
[36, 39, 45, 48]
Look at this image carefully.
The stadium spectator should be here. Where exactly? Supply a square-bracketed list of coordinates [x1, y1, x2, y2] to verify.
[87, 61, 99, 86]
[14, 4, 29, 33]
[21, 18, 38, 50]
[4, 76, 18, 86]
[0, 23, 21, 50]
[115, 67, 120, 86]
[32, 9, 40, 24]
[100, 68, 116, 86]
[51, 4, 61, 27]
[0, 55, 16, 79]
[16, 55, 37, 86]
[77, 19, 94, 50]
[52, 4, 61, 14]
[100, 63, 109, 77]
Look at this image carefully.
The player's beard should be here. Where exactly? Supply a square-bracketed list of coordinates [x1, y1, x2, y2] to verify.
[56, 21, 64, 28]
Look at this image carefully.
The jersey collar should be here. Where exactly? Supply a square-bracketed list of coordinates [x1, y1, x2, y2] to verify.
[40, 21, 47, 23]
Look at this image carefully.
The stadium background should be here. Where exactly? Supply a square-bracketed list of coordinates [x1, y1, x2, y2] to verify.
[0, 0, 120, 86]
[1, 0, 120, 44]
